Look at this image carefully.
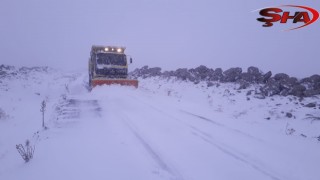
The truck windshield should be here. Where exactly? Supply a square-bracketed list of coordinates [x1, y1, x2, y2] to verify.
[96, 53, 126, 66]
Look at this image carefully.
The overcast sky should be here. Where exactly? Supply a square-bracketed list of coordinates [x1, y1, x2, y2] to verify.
[0, 0, 319, 77]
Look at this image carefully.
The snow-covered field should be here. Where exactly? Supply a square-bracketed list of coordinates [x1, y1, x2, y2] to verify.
[0, 67, 320, 180]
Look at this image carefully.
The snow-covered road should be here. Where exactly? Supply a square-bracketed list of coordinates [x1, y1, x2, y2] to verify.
[1, 75, 320, 180]
[93, 87, 317, 180]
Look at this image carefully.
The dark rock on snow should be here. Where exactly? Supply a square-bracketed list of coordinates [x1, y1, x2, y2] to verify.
[286, 112, 293, 118]
[274, 73, 290, 81]
[211, 68, 224, 81]
[175, 68, 195, 81]
[289, 84, 306, 97]
[260, 78, 281, 96]
[304, 103, 316, 108]
[223, 67, 242, 82]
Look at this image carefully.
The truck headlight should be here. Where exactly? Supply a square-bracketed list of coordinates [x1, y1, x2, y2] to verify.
[117, 48, 122, 53]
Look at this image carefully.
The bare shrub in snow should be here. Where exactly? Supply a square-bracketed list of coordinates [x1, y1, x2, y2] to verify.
[16, 140, 35, 163]
[65, 84, 70, 93]
[285, 123, 295, 135]
[40, 100, 47, 129]
[0, 108, 8, 120]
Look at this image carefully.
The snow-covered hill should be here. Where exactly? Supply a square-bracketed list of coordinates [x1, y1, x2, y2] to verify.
[0, 65, 320, 180]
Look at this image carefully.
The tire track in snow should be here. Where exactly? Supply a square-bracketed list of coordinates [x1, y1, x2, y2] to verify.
[189, 125, 286, 180]
[130, 95, 263, 143]
[180, 110, 264, 142]
[127, 95, 290, 180]
[120, 113, 185, 180]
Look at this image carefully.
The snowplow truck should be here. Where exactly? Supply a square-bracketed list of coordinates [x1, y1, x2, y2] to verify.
[88, 45, 138, 88]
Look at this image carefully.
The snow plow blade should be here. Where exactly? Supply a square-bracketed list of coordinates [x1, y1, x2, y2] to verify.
[91, 79, 138, 88]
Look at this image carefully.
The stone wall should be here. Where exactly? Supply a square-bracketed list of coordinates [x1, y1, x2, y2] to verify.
[130, 65, 320, 98]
